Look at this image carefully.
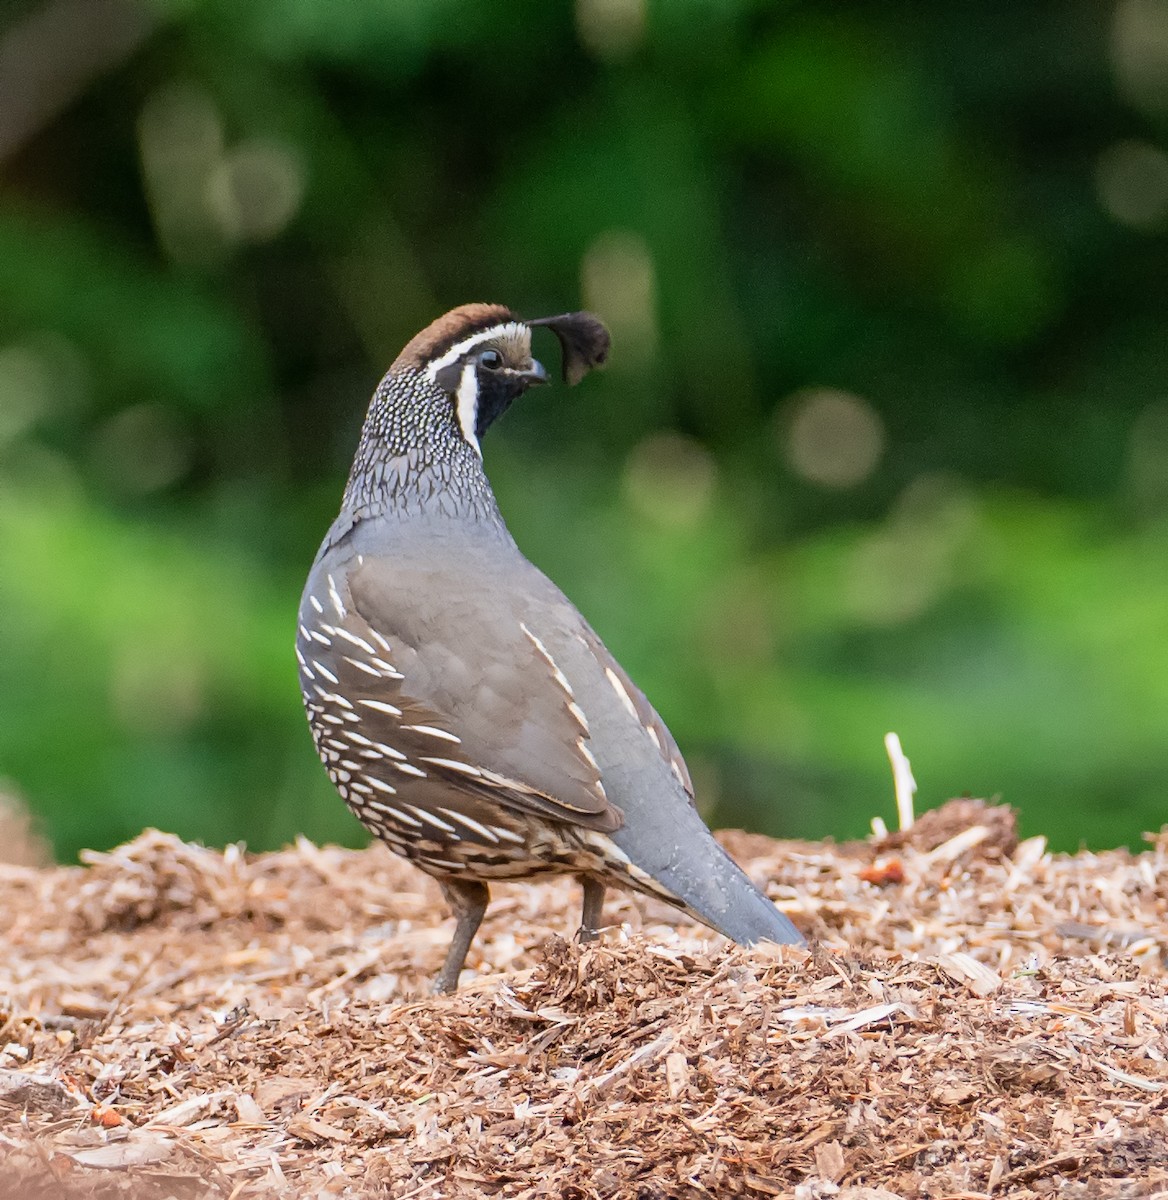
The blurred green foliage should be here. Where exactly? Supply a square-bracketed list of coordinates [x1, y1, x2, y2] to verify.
[2, 0, 1167, 861]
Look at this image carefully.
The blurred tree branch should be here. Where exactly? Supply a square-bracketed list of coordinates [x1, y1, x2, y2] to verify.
[0, 0, 158, 164]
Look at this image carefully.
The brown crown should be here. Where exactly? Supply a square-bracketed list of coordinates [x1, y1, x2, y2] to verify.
[391, 304, 517, 371]
[391, 303, 612, 388]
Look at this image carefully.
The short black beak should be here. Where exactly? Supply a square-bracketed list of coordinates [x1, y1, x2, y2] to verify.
[518, 359, 549, 386]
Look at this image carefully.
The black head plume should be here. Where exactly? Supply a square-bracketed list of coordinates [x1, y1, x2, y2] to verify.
[527, 312, 611, 386]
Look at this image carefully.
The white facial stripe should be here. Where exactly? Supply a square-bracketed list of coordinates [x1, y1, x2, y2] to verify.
[423, 321, 528, 382]
[455, 360, 482, 457]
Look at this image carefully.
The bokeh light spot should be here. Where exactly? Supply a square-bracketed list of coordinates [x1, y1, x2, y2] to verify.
[1127, 399, 1168, 514]
[582, 229, 658, 368]
[1095, 139, 1168, 230]
[846, 475, 980, 625]
[576, 0, 647, 60]
[138, 82, 229, 266]
[623, 431, 716, 527]
[139, 84, 302, 262]
[90, 404, 193, 497]
[780, 387, 884, 489]
[0, 344, 54, 449]
[110, 646, 206, 735]
[207, 139, 305, 244]
[0, 335, 89, 452]
[1112, 0, 1168, 117]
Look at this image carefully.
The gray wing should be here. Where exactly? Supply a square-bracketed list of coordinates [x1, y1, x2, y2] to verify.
[302, 555, 622, 834]
[573, 623, 694, 802]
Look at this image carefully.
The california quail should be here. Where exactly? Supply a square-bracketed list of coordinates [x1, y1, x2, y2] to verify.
[297, 303, 805, 992]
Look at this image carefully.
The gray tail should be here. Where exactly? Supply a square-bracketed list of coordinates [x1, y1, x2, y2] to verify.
[611, 800, 805, 947]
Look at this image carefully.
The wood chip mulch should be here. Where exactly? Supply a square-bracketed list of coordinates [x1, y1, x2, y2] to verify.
[1, 799, 1166, 1199]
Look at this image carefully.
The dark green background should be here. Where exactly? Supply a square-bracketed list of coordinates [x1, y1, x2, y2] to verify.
[2, 0, 1167, 861]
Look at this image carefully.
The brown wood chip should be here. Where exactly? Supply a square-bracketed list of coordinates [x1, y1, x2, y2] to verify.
[0, 800, 1165, 1197]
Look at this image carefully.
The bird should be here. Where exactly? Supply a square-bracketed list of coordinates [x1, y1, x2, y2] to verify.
[297, 303, 805, 992]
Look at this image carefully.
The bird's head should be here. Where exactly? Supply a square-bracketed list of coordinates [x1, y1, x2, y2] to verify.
[391, 303, 610, 455]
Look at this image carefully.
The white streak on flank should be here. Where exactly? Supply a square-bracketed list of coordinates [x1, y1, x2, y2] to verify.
[312, 660, 339, 684]
[423, 322, 526, 383]
[295, 648, 311, 676]
[577, 739, 600, 771]
[404, 724, 461, 744]
[604, 666, 639, 720]
[345, 730, 373, 746]
[334, 628, 376, 654]
[646, 725, 662, 751]
[326, 738, 349, 751]
[349, 780, 372, 795]
[309, 629, 331, 646]
[345, 656, 382, 677]
[366, 776, 397, 795]
[320, 713, 344, 725]
[318, 623, 337, 636]
[406, 805, 458, 835]
[309, 595, 324, 613]
[359, 698, 403, 717]
[369, 629, 394, 653]
[327, 573, 347, 617]
[580, 829, 630, 864]
[547, 784, 602, 813]
[314, 688, 353, 710]
[395, 762, 427, 778]
[369, 657, 403, 679]
[455, 360, 481, 458]
[670, 759, 688, 789]
[368, 799, 419, 825]
[567, 701, 590, 734]
[627, 862, 670, 893]
[421, 756, 482, 777]
[490, 825, 527, 845]
[339, 759, 363, 772]
[520, 622, 575, 697]
[374, 741, 407, 761]
[437, 808, 499, 843]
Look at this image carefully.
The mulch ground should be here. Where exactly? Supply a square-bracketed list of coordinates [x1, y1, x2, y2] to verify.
[0, 799, 1166, 1199]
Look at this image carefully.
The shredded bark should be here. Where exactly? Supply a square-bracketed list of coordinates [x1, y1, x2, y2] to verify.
[1, 800, 1166, 1198]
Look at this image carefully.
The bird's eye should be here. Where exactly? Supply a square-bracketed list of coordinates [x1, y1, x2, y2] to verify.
[478, 349, 503, 370]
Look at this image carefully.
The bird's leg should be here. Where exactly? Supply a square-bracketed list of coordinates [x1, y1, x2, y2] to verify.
[433, 878, 489, 994]
[577, 876, 606, 942]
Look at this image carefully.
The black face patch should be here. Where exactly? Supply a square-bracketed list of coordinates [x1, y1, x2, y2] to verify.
[425, 312, 608, 450]
[428, 328, 545, 450]
[473, 371, 528, 440]
[433, 342, 522, 393]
